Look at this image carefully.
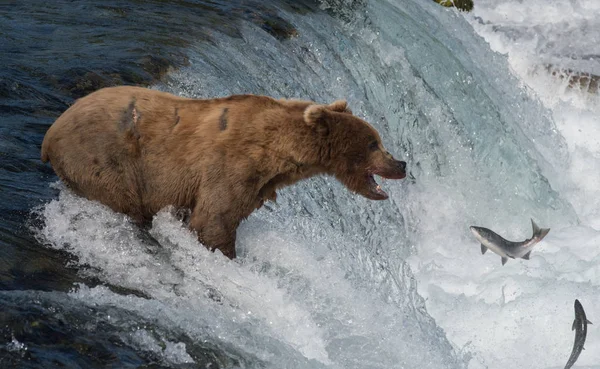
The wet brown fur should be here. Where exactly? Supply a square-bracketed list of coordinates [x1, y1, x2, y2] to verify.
[41, 86, 405, 259]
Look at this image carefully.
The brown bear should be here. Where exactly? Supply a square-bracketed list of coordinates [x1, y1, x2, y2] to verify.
[41, 86, 406, 259]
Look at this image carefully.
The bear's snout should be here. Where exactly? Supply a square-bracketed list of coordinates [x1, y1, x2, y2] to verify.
[374, 158, 406, 180]
[397, 160, 406, 172]
[397, 160, 407, 177]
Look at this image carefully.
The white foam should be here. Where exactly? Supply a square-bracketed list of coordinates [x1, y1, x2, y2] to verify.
[5, 335, 27, 354]
[125, 329, 194, 365]
[37, 186, 331, 365]
[36, 184, 463, 368]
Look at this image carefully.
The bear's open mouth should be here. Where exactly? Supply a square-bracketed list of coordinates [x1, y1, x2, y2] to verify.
[366, 173, 388, 200]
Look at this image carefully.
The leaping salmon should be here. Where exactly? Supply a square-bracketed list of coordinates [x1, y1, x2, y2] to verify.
[469, 219, 550, 266]
[565, 299, 592, 369]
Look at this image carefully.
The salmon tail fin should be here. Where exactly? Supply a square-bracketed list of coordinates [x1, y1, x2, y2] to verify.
[531, 218, 550, 240]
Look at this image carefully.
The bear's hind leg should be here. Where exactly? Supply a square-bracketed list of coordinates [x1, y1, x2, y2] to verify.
[48, 152, 145, 224]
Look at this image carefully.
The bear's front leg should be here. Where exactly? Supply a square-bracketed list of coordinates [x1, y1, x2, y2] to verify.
[256, 186, 277, 209]
[211, 237, 237, 259]
[189, 208, 238, 259]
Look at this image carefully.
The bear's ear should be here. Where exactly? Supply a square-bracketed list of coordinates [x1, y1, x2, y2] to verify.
[327, 100, 352, 114]
[304, 104, 330, 135]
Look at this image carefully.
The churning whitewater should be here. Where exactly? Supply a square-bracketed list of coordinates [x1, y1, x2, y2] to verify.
[26, 0, 600, 368]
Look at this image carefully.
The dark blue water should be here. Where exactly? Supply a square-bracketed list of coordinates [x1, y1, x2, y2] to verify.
[0, 1, 319, 367]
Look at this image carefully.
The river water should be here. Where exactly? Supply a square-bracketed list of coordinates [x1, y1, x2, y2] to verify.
[1, 1, 599, 368]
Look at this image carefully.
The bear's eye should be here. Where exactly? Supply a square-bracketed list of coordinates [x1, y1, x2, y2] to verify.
[368, 141, 379, 151]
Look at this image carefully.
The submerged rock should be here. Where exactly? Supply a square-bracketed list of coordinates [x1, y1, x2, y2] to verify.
[434, 0, 474, 12]
[52, 54, 189, 100]
[545, 64, 600, 94]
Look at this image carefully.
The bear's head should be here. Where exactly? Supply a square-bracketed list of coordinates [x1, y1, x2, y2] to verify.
[304, 101, 406, 200]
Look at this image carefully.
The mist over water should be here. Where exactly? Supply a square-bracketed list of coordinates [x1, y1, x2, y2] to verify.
[2, 0, 600, 368]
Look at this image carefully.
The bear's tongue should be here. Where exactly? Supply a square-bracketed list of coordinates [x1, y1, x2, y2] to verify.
[368, 174, 388, 199]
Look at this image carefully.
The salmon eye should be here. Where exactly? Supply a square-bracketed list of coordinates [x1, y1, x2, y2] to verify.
[368, 141, 379, 151]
